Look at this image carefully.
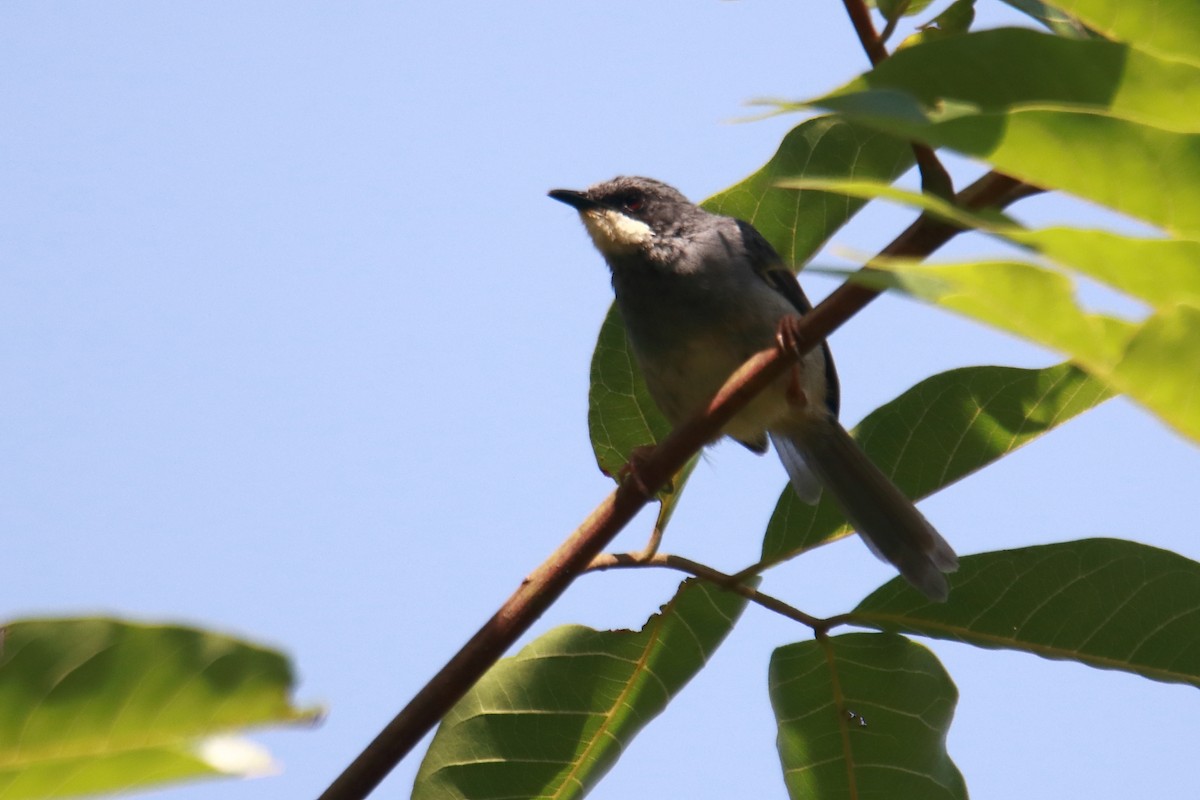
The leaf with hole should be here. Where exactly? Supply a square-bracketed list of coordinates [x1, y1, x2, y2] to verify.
[771, 633, 965, 800]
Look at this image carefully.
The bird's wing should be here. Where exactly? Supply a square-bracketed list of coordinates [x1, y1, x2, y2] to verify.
[735, 219, 814, 313]
[735, 219, 841, 418]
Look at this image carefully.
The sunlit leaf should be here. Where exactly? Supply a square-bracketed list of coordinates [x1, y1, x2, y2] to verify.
[876, 0, 935, 24]
[1109, 304, 1200, 434]
[1008, 229, 1200, 308]
[855, 260, 1200, 440]
[412, 579, 750, 800]
[588, 305, 672, 480]
[862, 261, 1135, 364]
[998, 0, 1094, 38]
[0, 618, 317, 800]
[853, 539, 1200, 686]
[897, 0, 976, 48]
[1047, 0, 1200, 65]
[761, 362, 1110, 565]
[795, 28, 1200, 237]
[820, 28, 1200, 131]
[770, 633, 965, 800]
[782, 178, 1200, 309]
[704, 117, 913, 265]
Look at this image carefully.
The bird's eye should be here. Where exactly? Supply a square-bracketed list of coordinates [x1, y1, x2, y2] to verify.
[623, 193, 644, 212]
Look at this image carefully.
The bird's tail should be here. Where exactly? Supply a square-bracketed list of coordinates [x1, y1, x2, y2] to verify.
[775, 418, 958, 601]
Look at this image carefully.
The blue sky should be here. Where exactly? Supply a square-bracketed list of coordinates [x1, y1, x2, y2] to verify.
[3, 3, 1197, 799]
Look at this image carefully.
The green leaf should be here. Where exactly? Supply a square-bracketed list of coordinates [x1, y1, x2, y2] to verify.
[857, 260, 1200, 441]
[704, 117, 913, 265]
[762, 362, 1110, 565]
[771, 177, 1200, 440]
[876, 0, 934, 24]
[0, 618, 317, 800]
[1109, 304, 1200, 434]
[852, 539, 1200, 687]
[413, 579, 750, 800]
[588, 305, 672, 481]
[800, 28, 1200, 237]
[781, 178, 1200, 309]
[866, 261, 1136, 364]
[897, 0, 976, 48]
[1008, 229, 1200, 309]
[770, 633, 965, 800]
[998, 0, 1094, 38]
[587, 117, 913, 506]
[1047, 0, 1200, 65]
[820, 28, 1200, 133]
[929, 0, 975, 35]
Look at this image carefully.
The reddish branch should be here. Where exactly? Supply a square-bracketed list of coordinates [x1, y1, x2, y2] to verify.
[841, 0, 955, 198]
[316, 170, 1029, 800]
[841, 0, 889, 66]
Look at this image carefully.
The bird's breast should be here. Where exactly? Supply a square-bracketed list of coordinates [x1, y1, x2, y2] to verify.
[612, 270, 829, 440]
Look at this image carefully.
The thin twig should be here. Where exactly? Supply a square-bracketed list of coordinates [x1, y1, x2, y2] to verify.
[840, 0, 888, 66]
[316, 169, 1029, 800]
[588, 552, 828, 630]
[839, 0, 955, 198]
[878, 11, 902, 45]
[913, 144, 955, 199]
[630, 486, 672, 560]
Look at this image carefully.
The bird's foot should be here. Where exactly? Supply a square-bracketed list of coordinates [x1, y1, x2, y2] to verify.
[776, 316, 809, 407]
[785, 365, 808, 407]
[776, 315, 810, 357]
[617, 445, 666, 499]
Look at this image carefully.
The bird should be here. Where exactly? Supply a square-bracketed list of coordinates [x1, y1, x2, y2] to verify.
[549, 176, 958, 600]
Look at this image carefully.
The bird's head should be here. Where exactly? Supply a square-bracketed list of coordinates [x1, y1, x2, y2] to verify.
[549, 176, 695, 261]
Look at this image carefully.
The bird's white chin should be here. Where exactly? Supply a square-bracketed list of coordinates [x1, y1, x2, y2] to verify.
[582, 209, 653, 256]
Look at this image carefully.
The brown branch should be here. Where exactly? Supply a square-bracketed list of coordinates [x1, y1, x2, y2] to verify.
[841, 0, 888, 66]
[316, 169, 1030, 800]
[840, 0, 955, 199]
[878, 10, 902, 45]
[913, 144, 955, 199]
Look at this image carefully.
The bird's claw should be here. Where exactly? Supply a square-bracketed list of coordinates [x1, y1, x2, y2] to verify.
[617, 445, 666, 499]
[776, 315, 808, 357]
[785, 365, 808, 407]
[777, 316, 810, 407]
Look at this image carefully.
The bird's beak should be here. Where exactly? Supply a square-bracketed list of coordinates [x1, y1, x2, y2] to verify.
[548, 188, 604, 212]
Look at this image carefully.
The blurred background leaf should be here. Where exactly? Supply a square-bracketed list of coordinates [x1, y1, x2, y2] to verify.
[0, 618, 317, 800]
